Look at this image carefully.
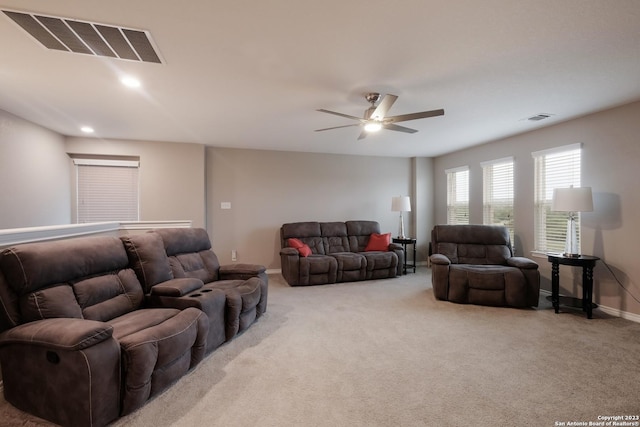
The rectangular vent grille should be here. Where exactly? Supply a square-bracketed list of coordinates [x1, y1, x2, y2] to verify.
[527, 114, 552, 121]
[2, 10, 162, 64]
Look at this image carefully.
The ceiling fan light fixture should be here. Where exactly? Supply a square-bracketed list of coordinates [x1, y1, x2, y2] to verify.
[364, 121, 382, 132]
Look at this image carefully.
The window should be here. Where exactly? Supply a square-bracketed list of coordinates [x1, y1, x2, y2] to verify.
[446, 166, 469, 224]
[482, 157, 514, 241]
[532, 144, 581, 253]
[74, 158, 140, 223]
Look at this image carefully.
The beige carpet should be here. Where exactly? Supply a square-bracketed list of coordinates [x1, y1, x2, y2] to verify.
[2, 268, 640, 426]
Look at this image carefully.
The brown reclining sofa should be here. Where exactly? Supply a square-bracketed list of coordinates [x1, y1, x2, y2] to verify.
[280, 220, 404, 286]
[0, 228, 267, 427]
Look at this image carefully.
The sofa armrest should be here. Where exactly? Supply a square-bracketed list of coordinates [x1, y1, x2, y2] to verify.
[219, 263, 266, 280]
[0, 318, 121, 426]
[388, 242, 403, 251]
[430, 253, 451, 265]
[280, 248, 301, 286]
[0, 318, 113, 351]
[150, 278, 204, 296]
[279, 247, 299, 257]
[507, 257, 539, 269]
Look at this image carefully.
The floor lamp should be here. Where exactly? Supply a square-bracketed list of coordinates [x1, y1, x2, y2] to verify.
[391, 196, 411, 239]
[551, 186, 593, 257]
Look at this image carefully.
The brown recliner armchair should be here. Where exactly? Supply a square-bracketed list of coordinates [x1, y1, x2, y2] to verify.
[430, 225, 540, 307]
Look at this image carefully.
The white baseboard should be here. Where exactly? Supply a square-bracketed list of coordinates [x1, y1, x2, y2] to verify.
[539, 290, 640, 323]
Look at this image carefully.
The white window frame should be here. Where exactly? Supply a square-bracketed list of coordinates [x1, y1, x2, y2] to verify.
[482, 157, 514, 243]
[74, 158, 140, 223]
[532, 143, 582, 254]
[446, 166, 469, 225]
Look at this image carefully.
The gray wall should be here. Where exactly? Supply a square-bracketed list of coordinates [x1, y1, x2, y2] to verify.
[433, 101, 640, 318]
[413, 157, 434, 263]
[0, 110, 70, 228]
[65, 137, 207, 228]
[206, 147, 425, 268]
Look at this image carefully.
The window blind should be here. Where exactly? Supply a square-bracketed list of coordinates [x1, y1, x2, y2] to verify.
[532, 144, 581, 252]
[75, 159, 139, 223]
[482, 157, 514, 242]
[446, 166, 469, 225]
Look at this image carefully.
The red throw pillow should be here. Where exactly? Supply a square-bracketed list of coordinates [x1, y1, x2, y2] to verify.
[287, 238, 305, 249]
[288, 238, 312, 257]
[365, 233, 391, 251]
[298, 244, 312, 257]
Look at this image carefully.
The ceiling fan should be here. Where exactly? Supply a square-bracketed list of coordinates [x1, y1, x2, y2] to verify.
[315, 93, 444, 140]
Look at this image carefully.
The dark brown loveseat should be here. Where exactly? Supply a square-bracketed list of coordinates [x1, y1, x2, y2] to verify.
[430, 224, 540, 307]
[280, 220, 404, 286]
[0, 236, 209, 427]
[121, 228, 268, 345]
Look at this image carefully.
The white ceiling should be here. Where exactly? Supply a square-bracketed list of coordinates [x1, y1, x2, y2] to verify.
[1, 1, 639, 158]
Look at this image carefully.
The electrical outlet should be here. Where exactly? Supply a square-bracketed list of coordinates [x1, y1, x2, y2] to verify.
[231, 249, 237, 261]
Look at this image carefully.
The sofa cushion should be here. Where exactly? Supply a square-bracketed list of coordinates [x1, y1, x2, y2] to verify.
[431, 225, 513, 265]
[321, 222, 351, 254]
[364, 233, 390, 251]
[448, 264, 526, 306]
[109, 307, 207, 415]
[282, 222, 321, 239]
[155, 228, 212, 256]
[360, 251, 398, 279]
[298, 255, 338, 285]
[121, 233, 174, 293]
[20, 285, 83, 322]
[169, 251, 220, 283]
[73, 269, 144, 322]
[0, 236, 129, 294]
[331, 253, 366, 282]
[346, 220, 382, 252]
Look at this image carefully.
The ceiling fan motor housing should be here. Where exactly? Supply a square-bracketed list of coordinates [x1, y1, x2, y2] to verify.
[365, 93, 381, 105]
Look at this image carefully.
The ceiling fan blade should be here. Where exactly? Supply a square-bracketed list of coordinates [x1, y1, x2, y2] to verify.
[385, 108, 445, 123]
[383, 123, 418, 134]
[369, 94, 398, 120]
[317, 109, 363, 122]
[357, 129, 368, 140]
[315, 124, 361, 132]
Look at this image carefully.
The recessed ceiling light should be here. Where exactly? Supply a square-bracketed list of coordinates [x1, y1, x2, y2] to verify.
[121, 76, 141, 88]
[80, 126, 95, 133]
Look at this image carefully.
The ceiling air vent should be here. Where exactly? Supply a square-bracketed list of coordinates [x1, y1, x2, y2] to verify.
[2, 9, 162, 63]
[527, 113, 553, 122]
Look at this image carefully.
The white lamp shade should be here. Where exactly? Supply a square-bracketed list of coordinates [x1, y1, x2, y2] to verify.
[551, 187, 593, 212]
[391, 196, 411, 212]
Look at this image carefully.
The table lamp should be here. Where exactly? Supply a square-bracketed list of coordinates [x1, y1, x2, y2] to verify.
[391, 196, 411, 239]
[551, 186, 593, 257]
